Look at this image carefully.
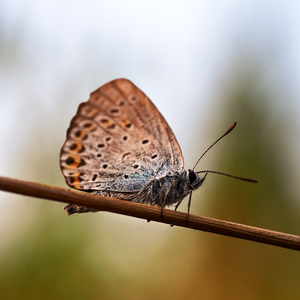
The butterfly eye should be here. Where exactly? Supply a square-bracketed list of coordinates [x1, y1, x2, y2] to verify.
[188, 169, 197, 184]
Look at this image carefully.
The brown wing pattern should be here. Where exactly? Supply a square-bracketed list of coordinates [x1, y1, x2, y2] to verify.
[60, 78, 184, 195]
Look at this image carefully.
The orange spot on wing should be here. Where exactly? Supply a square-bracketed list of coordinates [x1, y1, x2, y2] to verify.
[70, 141, 84, 153]
[81, 106, 98, 118]
[100, 119, 115, 129]
[86, 123, 97, 131]
[65, 154, 83, 168]
[69, 171, 83, 189]
[121, 119, 132, 128]
[74, 129, 87, 140]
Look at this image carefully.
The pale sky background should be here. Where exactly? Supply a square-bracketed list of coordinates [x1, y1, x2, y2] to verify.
[1, 1, 300, 165]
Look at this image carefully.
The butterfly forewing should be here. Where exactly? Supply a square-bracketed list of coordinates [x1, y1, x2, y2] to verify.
[60, 78, 184, 198]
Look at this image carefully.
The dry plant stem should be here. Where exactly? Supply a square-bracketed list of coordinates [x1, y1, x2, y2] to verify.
[0, 175, 299, 251]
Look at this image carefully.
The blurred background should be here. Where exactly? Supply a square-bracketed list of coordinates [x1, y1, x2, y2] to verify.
[1, 1, 300, 299]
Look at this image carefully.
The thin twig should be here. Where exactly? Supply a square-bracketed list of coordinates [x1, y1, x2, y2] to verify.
[0, 175, 299, 251]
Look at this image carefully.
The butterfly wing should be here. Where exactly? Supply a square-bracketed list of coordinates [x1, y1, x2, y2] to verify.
[60, 78, 184, 200]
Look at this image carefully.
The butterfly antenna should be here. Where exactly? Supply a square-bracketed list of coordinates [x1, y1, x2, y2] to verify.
[196, 170, 258, 183]
[192, 122, 237, 170]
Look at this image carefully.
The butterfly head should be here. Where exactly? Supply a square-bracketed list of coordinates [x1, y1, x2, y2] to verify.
[187, 169, 206, 191]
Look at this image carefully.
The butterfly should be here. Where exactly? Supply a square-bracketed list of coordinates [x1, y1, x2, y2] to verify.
[60, 78, 256, 216]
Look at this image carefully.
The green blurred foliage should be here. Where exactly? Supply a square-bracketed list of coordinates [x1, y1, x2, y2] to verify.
[0, 203, 111, 299]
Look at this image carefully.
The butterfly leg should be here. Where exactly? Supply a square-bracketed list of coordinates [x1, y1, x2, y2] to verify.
[170, 200, 183, 227]
[147, 207, 163, 222]
[185, 191, 193, 222]
[160, 206, 164, 219]
[171, 192, 193, 227]
[174, 200, 183, 211]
